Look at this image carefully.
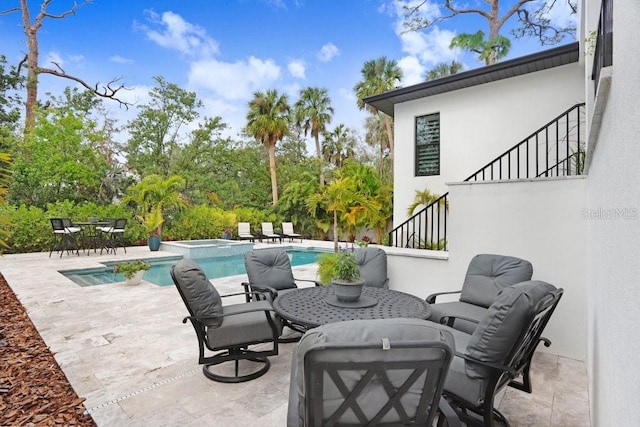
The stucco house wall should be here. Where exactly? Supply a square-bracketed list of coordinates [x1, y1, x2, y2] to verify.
[583, 0, 640, 424]
[393, 63, 584, 227]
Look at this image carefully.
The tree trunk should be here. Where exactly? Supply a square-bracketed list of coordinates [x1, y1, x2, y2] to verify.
[333, 209, 339, 252]
[21, 0, 38, 131]
[315, 133, 325, 186]
[268, 141, 279, 204]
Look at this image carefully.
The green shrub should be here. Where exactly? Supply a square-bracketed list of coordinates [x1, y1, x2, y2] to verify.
[168, 205, 236, 240]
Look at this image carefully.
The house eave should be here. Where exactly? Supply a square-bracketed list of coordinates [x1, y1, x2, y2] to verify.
[364, 42, 580, 117]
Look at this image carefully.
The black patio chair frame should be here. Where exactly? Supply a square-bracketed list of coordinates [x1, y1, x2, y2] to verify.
[442, 288, 564, 427]
[49, 218, 80, 258]
[170, 264, 280, 383]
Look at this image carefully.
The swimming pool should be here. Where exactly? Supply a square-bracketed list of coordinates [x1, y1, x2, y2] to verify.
[62, 249, 324, 287]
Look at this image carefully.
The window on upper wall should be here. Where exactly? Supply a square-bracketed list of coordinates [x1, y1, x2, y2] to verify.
[415, 113, 440, 176]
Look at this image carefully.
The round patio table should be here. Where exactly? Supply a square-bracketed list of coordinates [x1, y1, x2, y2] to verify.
[272, 285, 431, 330]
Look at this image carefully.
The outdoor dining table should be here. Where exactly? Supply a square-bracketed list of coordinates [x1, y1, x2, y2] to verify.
[272, 285, 431, 330]
[74, 221, 111, 254]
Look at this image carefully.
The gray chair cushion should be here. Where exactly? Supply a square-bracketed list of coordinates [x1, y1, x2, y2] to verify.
[459, 254, 533, 308]
[464, 280, 556, 379]
[172, 259, 223, 327]
[244, 249, 297, 291]
[294, 318, 454, 413]
[207, 300, 282, 349]
[355, 247, 389, 289]
[428, 301, 489, 334]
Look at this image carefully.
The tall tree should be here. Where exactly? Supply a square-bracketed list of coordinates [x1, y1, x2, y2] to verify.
[364, 113, 391, 179]
[425, 60, 464, 81]
[294, 87, 334, 186]
[401, 0, 577, 65]
[322, 124, 356, 169]
[1, 0, 128, 131]
[126, 76, 201, 177]
[354, 57, 402, 159]
[246, 89, 290, 205]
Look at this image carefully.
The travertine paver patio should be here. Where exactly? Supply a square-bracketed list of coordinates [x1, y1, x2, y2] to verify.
[2, 243, 590, 426]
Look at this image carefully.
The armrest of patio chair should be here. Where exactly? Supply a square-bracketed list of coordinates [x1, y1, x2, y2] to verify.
[241, 281, 278, 302]
[454, 351, 518, 379]
[426, 289, 463, 304]
[294, 278, 323, 287]
[438, 397, 462, 427]
[440, 314, 481, 328]
[182, 300, 276, 324]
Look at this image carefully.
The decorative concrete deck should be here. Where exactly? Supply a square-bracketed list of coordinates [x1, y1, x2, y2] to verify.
[2, 243, 590, 426]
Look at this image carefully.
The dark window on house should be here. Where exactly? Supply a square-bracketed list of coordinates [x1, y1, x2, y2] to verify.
[415, 113, 440, 176]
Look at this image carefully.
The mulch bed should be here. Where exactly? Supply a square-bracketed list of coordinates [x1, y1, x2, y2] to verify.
[0, 274, 96, 426]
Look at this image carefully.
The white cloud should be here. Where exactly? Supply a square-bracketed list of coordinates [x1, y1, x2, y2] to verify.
[541, 0, 577, 30]
[338, 88, 355, 102]
[45, 51, 64, 67]
[188, 56, 281, 101]
[282, 82, 302, 99]
[142, 10, 219, 58]
[398, 55, 425, 86]
[317, 42, 340, 62]
[110, 55, 134, 64]
[288, 60, 306, 79]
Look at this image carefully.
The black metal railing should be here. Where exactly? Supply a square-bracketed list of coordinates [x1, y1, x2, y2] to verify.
[591, 0, 613, 95]
[465, 103, 585, 182]
[387, 103, 586, 251]
[388, 193, 448, 250]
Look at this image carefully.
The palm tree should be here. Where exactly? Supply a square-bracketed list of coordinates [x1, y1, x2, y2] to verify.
[322, 124, 356, 169]
[246, 89, 290, 204]
[124, 174, 188, 237]
[425, 60, 464, 81]
[354, 57, 402, 159]
[407, 188, 447, 216]
[294, 87, 334, 185]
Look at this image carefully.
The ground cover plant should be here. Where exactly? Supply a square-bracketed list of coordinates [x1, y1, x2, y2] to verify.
[0, 274, 95, 426]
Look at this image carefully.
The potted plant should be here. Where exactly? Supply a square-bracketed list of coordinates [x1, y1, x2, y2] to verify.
[124, 175, 187, 251]
[318, 251, 365, 302]
[114, 260, 151, 286]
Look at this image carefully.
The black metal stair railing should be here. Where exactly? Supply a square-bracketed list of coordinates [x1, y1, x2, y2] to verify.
[465, 103, 585, 182]
[387, 103, 586, 250]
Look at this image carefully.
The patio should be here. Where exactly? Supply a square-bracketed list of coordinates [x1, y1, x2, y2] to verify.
[2, 243, 590, 426]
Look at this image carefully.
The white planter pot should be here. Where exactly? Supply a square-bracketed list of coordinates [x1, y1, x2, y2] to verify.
[125, 270, 145, 286]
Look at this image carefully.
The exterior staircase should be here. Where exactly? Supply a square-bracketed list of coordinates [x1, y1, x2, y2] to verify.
[388, 103, 586, 250]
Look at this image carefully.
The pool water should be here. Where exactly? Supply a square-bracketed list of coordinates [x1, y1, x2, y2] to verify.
[63, 250, 323, 287]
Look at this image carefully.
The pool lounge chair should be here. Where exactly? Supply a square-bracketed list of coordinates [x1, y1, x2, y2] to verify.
[237, 222, 255, 242]
[281, 222, 302, 243]
[260, 222, 281, 243]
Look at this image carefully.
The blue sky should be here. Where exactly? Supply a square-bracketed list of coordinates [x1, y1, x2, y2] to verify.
[0, 0, 576, 146]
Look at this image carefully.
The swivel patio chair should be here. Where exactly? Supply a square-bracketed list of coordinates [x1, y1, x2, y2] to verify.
[426, 254, 533, 334]
[171, 259, 281, 383]
[242, 248, 319, 339]
[237, 222, 255, 242]
[434, 280, 563, 427]
[287, 318, 460, 427]
[281, 221, 302, 243]
[49, 218, 81, 258]
[260, 222, 281, 243]
[354, 246, 389, 289]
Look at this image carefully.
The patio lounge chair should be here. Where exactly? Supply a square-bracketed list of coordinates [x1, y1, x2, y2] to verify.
[426, 254, 533, 334]
[433, 280, 563, 426]
[354, 246, 389, 289]
[281, 222, 302, 242]
[237, 222, 255, 242]
[287, 318, 460, 427]
[170, 259, 281, 383]
[260, 222, 281, 243]
[242, 248, 319, 339]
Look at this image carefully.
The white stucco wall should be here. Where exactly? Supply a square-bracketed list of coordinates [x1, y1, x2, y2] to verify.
[393, 63, 585, 228]
[584, 1, 640, 424]
[447, 177, 587, 360]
